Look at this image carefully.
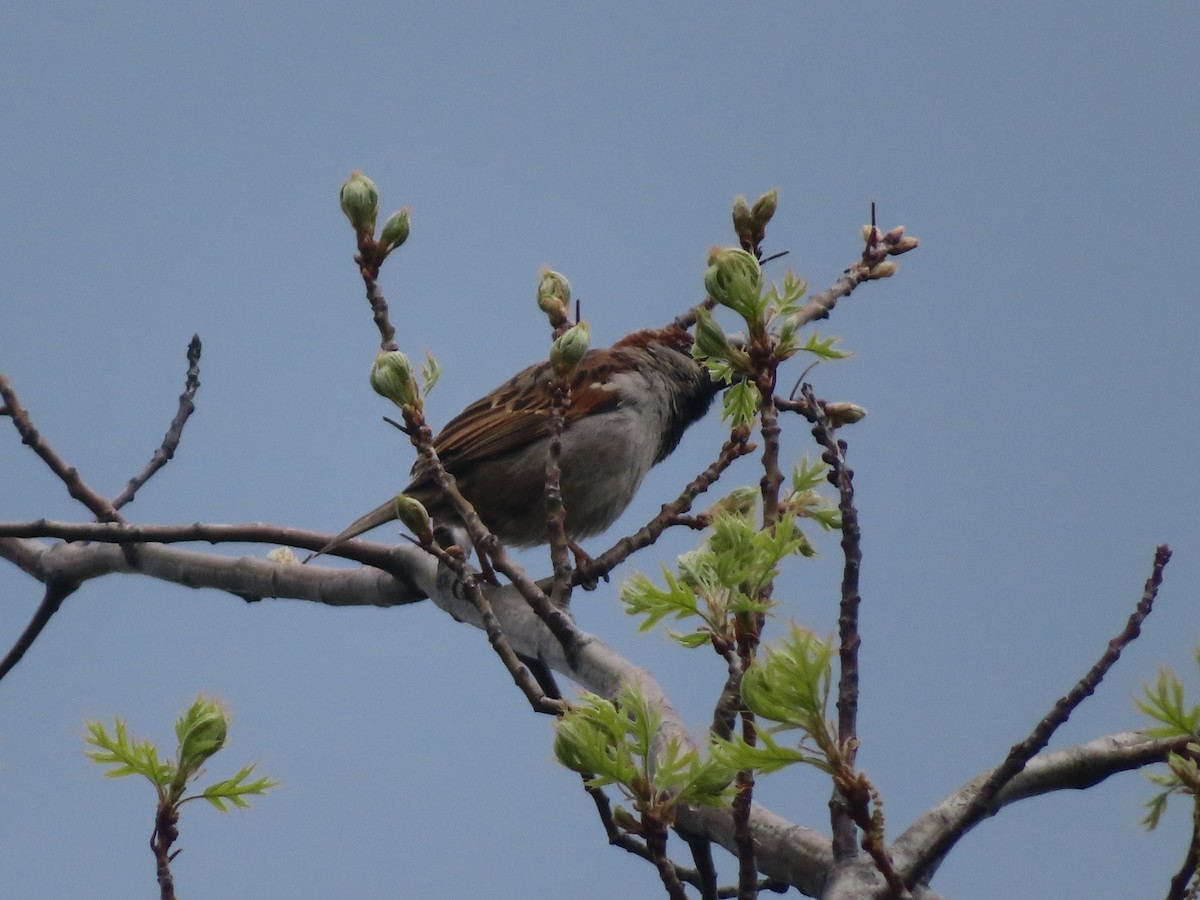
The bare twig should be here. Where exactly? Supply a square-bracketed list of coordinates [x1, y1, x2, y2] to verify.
[584, 783, 705, 890]
[784, 219, 919, 333]
[0, 519, 408, 570]
[1165, 806, 1200, 900]
[112, 335, 202, 510]
[460, 567, 564, 715]
[901, 544, 1173, 886]
[684, 833, 720, 900]
[544, 374, 573, 607]
[645, 813, 689, 900]
[801, 384, 865, 860]
[0, 374, 123, 523]
[151, 803, 180, 900]
[352, 233, 398, 351]
[0, 578, 79, 682]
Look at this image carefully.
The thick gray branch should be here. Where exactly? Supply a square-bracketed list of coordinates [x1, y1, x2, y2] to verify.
[892, 731, 1180, 883]
[0, 534, 1172, 899]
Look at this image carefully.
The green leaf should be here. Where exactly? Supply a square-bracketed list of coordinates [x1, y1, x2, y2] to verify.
[711, 729, 828, 776]
[84, 718, 172, 787]
[791, 457, 828, 493]
[741, 626, 834, 731]
[1141, 789, 1170, 830]
[722, 381, 761, 426]
[620, 569, 699, 631]
[421, 351, 441, 395]
[801, 332, 850, 361]
[191, 765, 278, 812]
[1136, 668, 1200, 737]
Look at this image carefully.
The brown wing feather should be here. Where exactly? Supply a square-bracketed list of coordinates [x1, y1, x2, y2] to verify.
[415, 356, 623, 479]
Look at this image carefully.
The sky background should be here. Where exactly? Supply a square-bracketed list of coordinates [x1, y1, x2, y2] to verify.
[1, 3, 1198, 898]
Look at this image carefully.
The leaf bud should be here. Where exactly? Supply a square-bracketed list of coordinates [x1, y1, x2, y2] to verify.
[536, 268, 572, 320]
[731, 195, 753, 242]
[704, 247, 763, 319]
[549, 320, 590, 376]
[823, 402, 868, 426]
[692, 307, 731, 359]
[751, 189, 778, 230]
[706, 486, 759, 519]
[370, 350, 420, 409]
[392, 494, 433, 542]
[867, 261, 897, 279]
[177, 696, 228, 769]
[378, 207, 411, 256]
[339, 171, 380, 236]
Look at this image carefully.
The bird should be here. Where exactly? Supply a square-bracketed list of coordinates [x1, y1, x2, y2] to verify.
[315, 325, 721, 557]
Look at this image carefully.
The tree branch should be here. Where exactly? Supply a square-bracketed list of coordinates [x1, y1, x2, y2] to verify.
[893, 731, 1185, 884]
[897, 543, 1171, 886]
[111, 334, 202, 511]
[0, 374, 123, 523]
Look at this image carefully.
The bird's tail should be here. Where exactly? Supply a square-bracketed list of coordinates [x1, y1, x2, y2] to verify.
[304, 497, 401, 563]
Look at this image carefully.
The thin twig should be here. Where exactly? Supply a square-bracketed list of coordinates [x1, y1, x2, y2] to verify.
[645, 814, 689, 900]
[801, 384, 864, 861]
[1165, 803, 1200, 900]
[0, 520, 405, 570]
[0, 578, 79, 683]
[584, 783, 704, 889]
[112, 335, 202, 510]
[352, 234, 398, 351]
[459, 568, 564, 715]
[0, 374, 123, 523]
[784, 221, 919, 333]
[902, 544, 1173, 887]
[544, 374, 573, 607]
[151, 802, 180, 900]
[684, 833, 720, 900]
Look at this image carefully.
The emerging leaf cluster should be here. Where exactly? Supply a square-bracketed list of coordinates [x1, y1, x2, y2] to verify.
[620, 511, 812, 649]
[712, 626, 843, 776]
[84, 695, 275, 812]
[1137, 652, 1200, 830]
[553, 684, 734, 823]
[694, 261, 848, 428]
[784, 457, 843, 532]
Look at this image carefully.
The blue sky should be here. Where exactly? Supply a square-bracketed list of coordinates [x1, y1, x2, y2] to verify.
[1, 3, 1198, 898]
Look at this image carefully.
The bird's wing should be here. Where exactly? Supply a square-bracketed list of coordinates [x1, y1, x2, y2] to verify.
[419, 358, 624, 475]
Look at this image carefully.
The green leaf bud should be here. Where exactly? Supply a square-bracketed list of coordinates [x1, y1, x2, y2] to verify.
[536, 268, 572, 320]
[704, 248, 763, 320]
[692, 307, 731, 359]
[750, 189, 778, 230]
[370, 350, 420, 409]
[823, 402, 867, 426]
[176, 696, 228, 770]
[706, 486, 759, 519]
[549, 320, 590, 376]
[392, 494, 432, 541]
[731, 195, 753, 242]
[378, 207, 411, 256]
[339, 171, 380, 236]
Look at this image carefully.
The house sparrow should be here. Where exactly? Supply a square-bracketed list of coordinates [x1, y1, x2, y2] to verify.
[317, 325, 720, 555]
